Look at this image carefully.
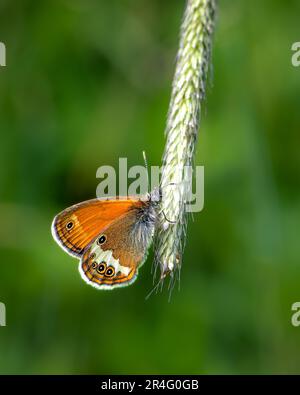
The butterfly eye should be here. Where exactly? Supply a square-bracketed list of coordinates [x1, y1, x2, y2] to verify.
[97, 262, 106, 274]
[66, 221, 74, 230]
[105, 266, 115, 277]
[97, 235, 106, 245]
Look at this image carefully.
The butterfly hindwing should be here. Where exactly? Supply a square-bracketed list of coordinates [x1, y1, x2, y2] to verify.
[79, 204, 155, 289]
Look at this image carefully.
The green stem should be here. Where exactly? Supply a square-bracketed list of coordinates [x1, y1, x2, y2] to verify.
[154, 0, 216, 288]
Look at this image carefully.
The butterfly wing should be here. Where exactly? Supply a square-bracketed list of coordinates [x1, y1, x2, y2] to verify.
[51, 198, 142, 258]
[79, 203, 155, 289]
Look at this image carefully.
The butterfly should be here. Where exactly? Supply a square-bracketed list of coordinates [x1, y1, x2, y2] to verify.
[51, 190, 159, 290]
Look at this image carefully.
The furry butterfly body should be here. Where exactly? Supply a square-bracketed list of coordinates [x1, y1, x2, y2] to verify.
[52, 192, 158, 289]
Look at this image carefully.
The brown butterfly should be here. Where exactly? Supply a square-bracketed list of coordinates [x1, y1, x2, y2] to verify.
[51, 191, 159, 290]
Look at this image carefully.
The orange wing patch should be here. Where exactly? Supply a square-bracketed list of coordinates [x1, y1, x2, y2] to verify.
[52, 198, 143, 258]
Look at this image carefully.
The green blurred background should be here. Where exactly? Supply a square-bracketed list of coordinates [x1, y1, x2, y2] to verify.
[0, 0, 300, 374]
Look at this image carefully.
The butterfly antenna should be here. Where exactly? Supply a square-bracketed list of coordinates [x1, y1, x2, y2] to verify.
[142, 150, 150, 195]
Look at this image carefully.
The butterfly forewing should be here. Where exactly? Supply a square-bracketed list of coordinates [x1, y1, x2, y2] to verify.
[51, 198, 141, 257]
